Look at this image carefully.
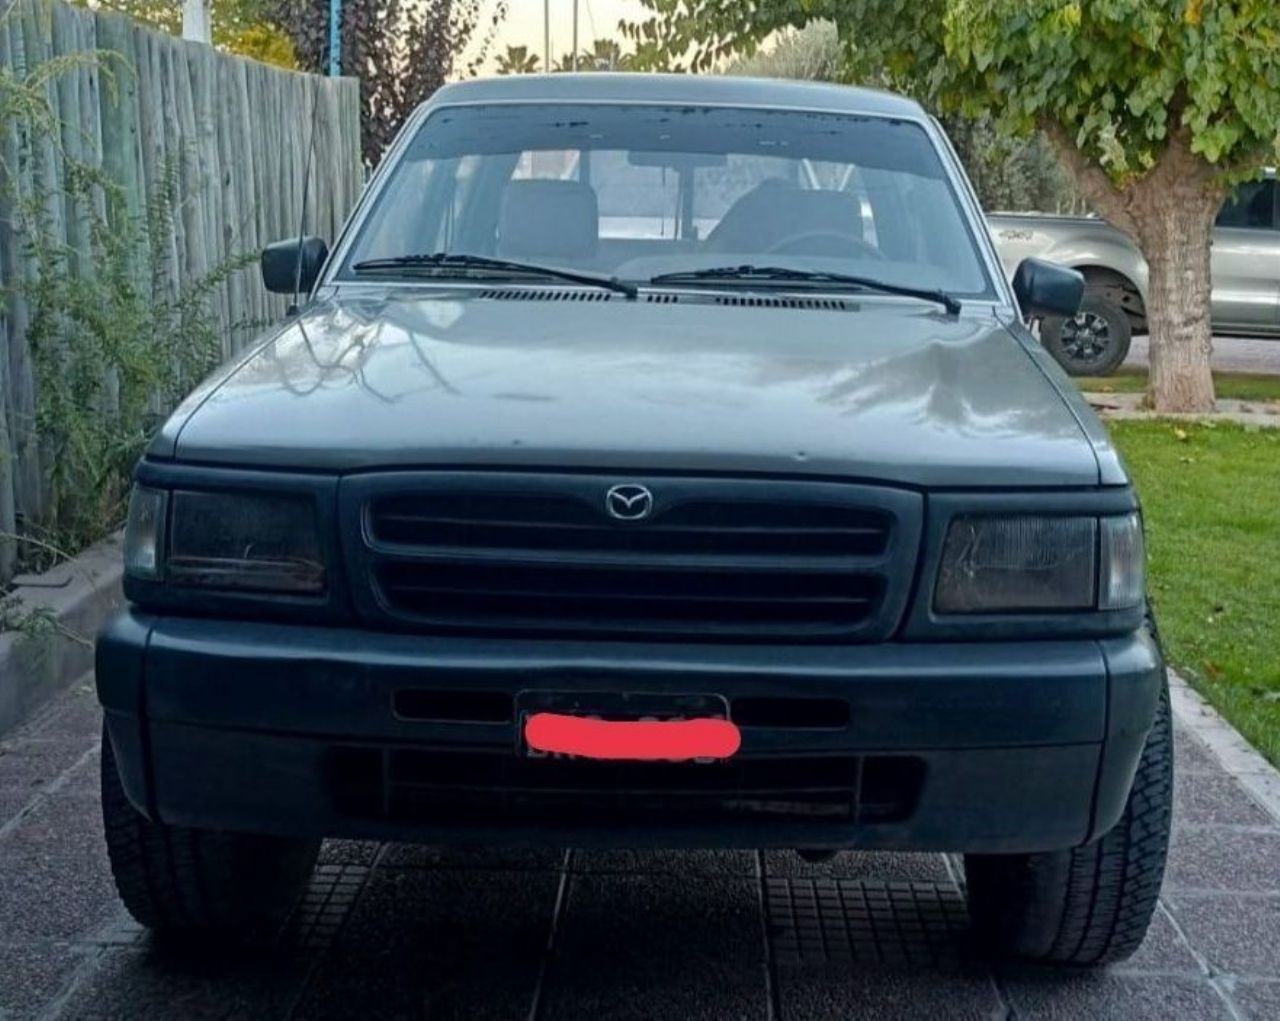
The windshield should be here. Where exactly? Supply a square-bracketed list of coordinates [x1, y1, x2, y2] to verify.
[340, 103, 995, 298]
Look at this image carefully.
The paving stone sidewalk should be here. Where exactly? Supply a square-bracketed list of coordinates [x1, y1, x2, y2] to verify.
[1, 675, 1278, 1020]
[1083, 391, 1280, 428]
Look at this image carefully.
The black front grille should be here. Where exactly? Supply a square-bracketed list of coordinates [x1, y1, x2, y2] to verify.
[371, 493, 889, 558]
[376, 561, 884, 638]
[324, 747, 924, 827]
[348, 474, 920, 642]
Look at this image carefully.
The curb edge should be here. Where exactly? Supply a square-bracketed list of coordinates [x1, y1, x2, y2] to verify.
[1169, 668, 1280, 825]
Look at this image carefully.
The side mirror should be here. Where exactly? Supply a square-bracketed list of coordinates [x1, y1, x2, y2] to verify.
[1012, 257, 1084, 319]
[261, 236, 329, 295]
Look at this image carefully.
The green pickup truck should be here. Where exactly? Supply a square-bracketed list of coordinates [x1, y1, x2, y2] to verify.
[96, 74, 1170, 967]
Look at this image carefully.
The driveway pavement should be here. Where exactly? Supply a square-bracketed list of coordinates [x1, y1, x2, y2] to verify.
[2, 678, 1278, 1020]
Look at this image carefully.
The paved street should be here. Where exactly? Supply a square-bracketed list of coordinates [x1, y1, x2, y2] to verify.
[2, 679, 1278, 1021]
[1125, 334, 1280, 375]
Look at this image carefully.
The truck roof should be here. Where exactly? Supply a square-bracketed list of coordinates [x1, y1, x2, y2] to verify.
[425, 73, 928, 121]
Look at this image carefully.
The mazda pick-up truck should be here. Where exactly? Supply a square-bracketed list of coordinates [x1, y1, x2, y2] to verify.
[97, 74, 1170, 967]
[991, 169, 1280, 375]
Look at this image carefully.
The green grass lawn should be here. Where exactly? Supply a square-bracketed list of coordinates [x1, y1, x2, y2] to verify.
[1080, 369, 1280, 402]
[1110, 420, 1280, 764]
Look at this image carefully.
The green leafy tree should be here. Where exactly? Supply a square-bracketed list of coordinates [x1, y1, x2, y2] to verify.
[496, 43, 540, 74]
[274, 0, 508, 162]
[549, 39, 635, 73]
[728, 22, 1082, 214]
[81, 0, 298, 68]
[628, 1, 1280, 412]
[579, 38, 629, 71]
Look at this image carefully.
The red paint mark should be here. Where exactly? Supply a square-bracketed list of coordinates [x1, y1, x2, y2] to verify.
[524, 713, 742, 761]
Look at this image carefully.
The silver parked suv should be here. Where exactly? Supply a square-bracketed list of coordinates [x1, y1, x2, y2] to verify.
[991, 169, 1280, 374]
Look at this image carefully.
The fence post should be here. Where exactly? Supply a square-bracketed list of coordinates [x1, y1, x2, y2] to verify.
[181, 0, 209, 43]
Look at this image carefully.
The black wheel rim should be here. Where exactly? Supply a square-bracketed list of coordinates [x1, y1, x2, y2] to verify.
[1058, 310, 1114, 370]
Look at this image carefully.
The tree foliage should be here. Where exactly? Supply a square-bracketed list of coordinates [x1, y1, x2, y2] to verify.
[576, 38, 631, 71]
[628, 0, 1280, 411]
[81, 0, 298, 68]
[275, 0, 507, 163]
[496, 44, 539, 74]
[727, 21, 1081, 213]
[628, 1, 1280, 183]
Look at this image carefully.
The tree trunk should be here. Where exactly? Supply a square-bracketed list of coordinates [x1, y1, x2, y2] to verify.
[1131, 187, 1219, 412]
[1043, 125, 1223, 413]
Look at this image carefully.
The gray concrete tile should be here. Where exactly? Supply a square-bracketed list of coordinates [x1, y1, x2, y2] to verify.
[0, 738, 93, 823]
[317, 839, 382, 867]
[0, 847, 120, 944]
[764, 850, 952, 885]
[1175, 771, 1278, 828]
[0, 792, 118, 942]
[378, 842, 564, 871]
[1233, 980, 1280, 1020]
[292, 867, 559, 1020]
[1001, 971, 1231, 1019]
[57, 742, 102, 797]
[24, 680, 102, 742]
[0, 790, 103, 859]
[1164, 892, 1280, 978]
[541, 872, 767, 1020]
[777, 966, 1002, 1021]
[766, 877, 970, 971]
[0, 940, 92, 1018]
[572, 848, 756, 877]
[1118, 905, 1202, 975]
[1166, 826, 1280, 893]
[1174, 724, 1223, 775]
[54, 942, 312, 1020]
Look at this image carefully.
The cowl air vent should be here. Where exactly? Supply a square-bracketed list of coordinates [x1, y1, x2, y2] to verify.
[712, 294, 855, 311]
[476, 288, 614, 302]
[644, 293, 857, 311]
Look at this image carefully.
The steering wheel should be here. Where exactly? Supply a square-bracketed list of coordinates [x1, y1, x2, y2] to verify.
[763, 230, 883, 260]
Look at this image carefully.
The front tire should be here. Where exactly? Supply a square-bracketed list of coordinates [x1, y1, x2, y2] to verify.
[1042, 292, 1134, 377]
[100, 725, 320, 941]
[964, 679, 1172, 966]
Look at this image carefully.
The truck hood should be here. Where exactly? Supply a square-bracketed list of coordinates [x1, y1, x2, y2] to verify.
[159, 289, 1104, 487]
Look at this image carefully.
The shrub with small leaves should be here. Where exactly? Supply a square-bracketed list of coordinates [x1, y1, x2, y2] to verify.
[14, 156, 254, 566]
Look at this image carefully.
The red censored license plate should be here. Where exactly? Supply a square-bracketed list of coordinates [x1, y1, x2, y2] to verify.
[516, 692, 740, 762]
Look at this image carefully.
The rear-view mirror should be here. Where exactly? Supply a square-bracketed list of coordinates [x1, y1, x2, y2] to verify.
[627, 151, 728, 169]
[1012, 257, 1084, 319]
[261, 236, 329, 295]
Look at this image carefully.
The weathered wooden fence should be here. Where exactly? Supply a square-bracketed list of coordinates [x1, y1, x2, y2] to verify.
[0, 0, 363, 582]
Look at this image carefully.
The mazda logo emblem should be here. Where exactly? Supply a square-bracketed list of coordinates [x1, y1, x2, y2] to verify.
[605, 484, 654, 521]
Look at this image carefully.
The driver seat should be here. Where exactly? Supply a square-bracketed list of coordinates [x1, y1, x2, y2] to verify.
[707, 179, 864, 254]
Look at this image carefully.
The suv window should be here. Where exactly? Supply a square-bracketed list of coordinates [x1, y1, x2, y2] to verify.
[342, 103, 995, 298]
[1216, 179, 1278, 229]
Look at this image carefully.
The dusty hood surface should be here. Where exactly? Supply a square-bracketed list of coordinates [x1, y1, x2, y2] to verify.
[157, 290, 1105, 487]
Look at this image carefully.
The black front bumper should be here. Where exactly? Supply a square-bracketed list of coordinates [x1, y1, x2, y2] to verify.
[97, 608, 1164, 853]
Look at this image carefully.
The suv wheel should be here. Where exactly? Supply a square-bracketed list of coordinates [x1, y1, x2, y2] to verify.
[1041, 292, 1133, 377]
[964, 678, 1172, 966]
[101, 726, 319, 940]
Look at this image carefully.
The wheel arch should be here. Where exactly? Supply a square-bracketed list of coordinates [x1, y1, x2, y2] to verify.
[1071, 265, 1147, 332]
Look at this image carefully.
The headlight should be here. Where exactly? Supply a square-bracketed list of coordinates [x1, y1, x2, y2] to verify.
[1098, 512, 1145, 610]
[123, 486, 167, 580]
[934, 513, 1144, 615]
[124, 488, 326, 594]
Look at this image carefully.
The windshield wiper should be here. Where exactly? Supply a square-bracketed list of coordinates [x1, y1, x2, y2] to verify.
[351, 252, 638, 300]
[648, 265, 961, 315]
